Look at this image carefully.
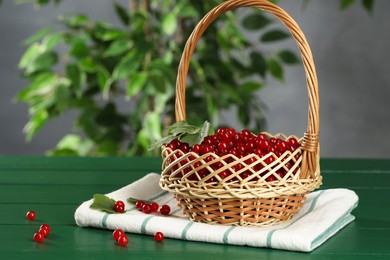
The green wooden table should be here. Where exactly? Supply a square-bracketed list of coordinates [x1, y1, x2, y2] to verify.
[1, 157, 389, 259]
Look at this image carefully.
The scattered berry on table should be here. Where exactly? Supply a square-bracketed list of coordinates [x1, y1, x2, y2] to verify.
[154, 232, 164, 242]
[113, 229, 125, 240]
[160, 205, 171, 216]
[26, 211, 36, 221]
[117, 235, 129, 247]
[39, 227, 49, 237]
[33, 232, 44, 243]
[40, 224, 50, 234]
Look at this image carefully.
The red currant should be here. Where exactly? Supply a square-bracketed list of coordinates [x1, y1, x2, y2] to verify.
[166, 143, 176, 151]
[113, 229, 125, 240]
[257, 139, 271, 151]
[40, 224, 50, 233]
[115, 200, 125, 208]
[200, 145, 212, 155]
[256, 133, 267, 140]
[154, 232, 165, 242]
[33, 232, 44, 243]
[179, 143, 190, 153]
[117, 235, 129, 246]
[218, 170, 231, 179]
[142, 204, 152, 214]
[265, 156, 275, 165]
[136, 201, 145, 210]
[114, 203, 125, 213]
[266, 175, 276, 182]
[244, 142, 255, 153]
[151, 202, 159, 212]
[240, 129, 252, 137]
[288, 137, 300, 149]
[39, 228, 49, 237]
[191, 144, 201, 154]
[218, 141, 229, 152]
[26, 211, 36, 221]
[277, 140, 288, 152]
[232, 133, 241, 143]
[160, 205, 171, 215]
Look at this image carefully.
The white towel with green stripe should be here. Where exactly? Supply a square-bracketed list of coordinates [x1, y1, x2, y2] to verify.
[74, 173, 358, 252]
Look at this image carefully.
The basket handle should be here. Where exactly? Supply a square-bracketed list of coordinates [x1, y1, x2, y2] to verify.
[175, 0, 320, 179]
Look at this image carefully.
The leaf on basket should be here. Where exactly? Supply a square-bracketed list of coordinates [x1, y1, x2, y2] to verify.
[90, 194, 117, 214]
[149, 120, 213, 150]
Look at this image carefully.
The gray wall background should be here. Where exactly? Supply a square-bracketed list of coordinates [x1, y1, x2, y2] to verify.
[0, 1, 389, 157]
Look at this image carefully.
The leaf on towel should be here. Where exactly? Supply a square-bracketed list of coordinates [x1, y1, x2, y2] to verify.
[127, 197, 152, 204]
[90, 194, 120, 214]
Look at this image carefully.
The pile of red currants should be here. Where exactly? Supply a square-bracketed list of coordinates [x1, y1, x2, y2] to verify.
[164, 128, 301, 182]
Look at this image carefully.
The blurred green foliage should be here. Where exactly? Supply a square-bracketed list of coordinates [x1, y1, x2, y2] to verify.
[10, 0, 374, 156]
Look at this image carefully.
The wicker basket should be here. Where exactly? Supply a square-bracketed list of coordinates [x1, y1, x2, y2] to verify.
[159, 0, 322, 226]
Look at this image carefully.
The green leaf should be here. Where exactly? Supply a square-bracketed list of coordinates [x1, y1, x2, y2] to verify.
[250, 51, 267, 77]
[42, 32, 63, 51]
[127, 197, 152, 204]
[114, 3, 130, 25]
[95, 141, 119, 156]
[278, 50, 300, 64]
[128, 72, 148, 97]
[66, 64, 84, 97]
[143, 112, 162, 141]
[24, 109, 49, 141]
[150, 71, 166, 93]
[69, 38, 89, 59]
[79, 58, 97, 72]
[103, 39, 131, 57]
[362, 0, 374, 12]
[61, 14, 89, 28]
[52, 134, 81, 151]
[22, 28, 52, 45]
[89, 194, 118, 214]
[19, 43, 40, 69]
[54, 78, 71, 112]
[261, 30, 290, 42]
[242, 13, 271, 31]
[241, 82, 262, 92]
[268, 58, 284, 81]
[162, 13, 177, 35]
[340, 0, 356, 10]
[112, 51, 140, 80]
[29, 51, 58, 72]
[16, 72, 56, 101]
[179, 5, 197, 18]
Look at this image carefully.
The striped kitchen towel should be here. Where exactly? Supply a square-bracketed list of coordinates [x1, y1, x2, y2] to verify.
[74, 173, 358, 252]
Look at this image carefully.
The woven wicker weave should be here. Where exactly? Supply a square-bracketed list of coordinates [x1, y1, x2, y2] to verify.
[159, 0, 322, 226]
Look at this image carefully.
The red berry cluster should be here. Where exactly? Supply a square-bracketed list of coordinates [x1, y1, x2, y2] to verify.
[26, 210, 52, 243]
[33, 224, 51, 243]
[114, 200, 125, 213]
[113, 229, 164, 246]
[165, 128, 301, 182]
[113, 229, 129, 246]
[136, 201, 171, 215]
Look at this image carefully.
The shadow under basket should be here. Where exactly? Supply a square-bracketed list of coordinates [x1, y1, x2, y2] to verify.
[159, 0, 323, 226]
